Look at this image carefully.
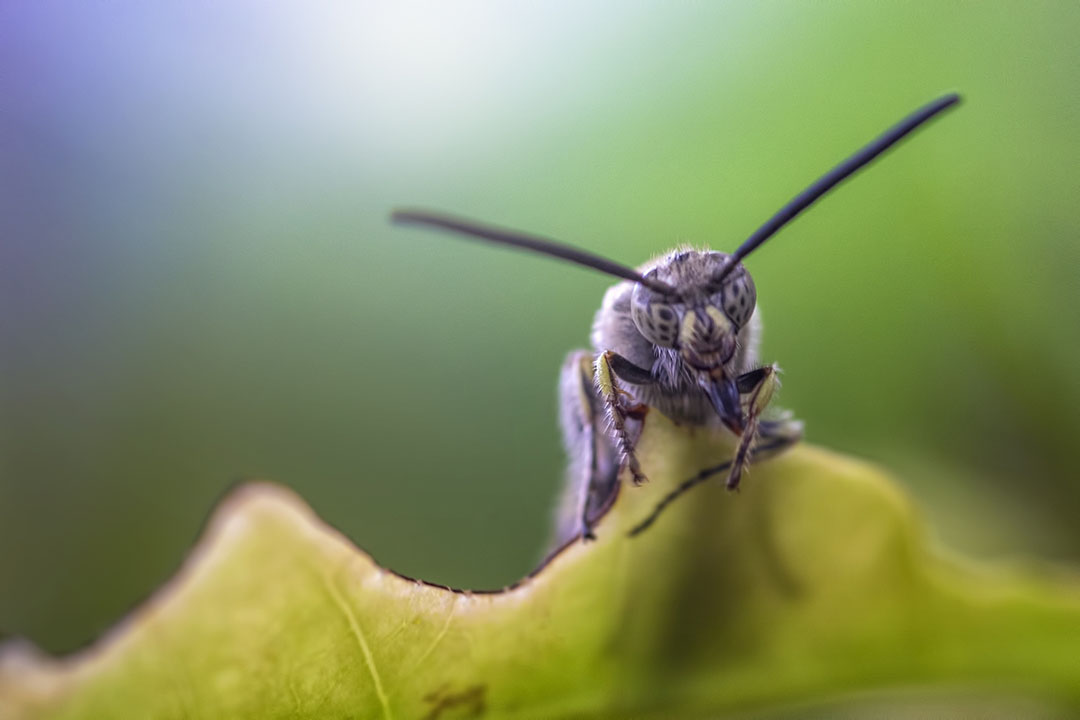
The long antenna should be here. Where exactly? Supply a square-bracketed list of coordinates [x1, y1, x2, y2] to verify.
[391, 210, 677, 295]
[716, 93, 961, 280]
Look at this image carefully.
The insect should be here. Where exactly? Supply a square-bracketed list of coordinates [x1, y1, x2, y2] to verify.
[392, 94, 960, 543]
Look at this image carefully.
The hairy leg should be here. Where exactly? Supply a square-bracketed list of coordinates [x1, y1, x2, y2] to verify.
[725, 364, 782, 490]
[554, 351, 616, 543]
[594, 350, 649, 486]
[554, 349, 656, 543]
[628, 366, 803, 536]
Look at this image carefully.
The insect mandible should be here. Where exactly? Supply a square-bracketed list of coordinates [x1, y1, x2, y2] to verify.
[391, 94, 960, 543]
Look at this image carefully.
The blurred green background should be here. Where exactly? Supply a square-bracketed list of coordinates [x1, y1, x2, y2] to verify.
[1, 1, 1077, 659]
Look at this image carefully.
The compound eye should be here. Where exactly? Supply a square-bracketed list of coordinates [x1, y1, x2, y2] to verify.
[722, 273, 756, 327]
[631, 283, 679, 348]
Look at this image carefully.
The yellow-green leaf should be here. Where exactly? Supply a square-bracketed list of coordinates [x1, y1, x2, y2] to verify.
[2, 415, 1079, 719]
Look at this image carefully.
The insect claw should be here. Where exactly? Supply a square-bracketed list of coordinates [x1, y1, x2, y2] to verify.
[627, 458, 648, 486]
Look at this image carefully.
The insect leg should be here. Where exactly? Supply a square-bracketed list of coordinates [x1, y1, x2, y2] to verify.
[605, 352, 656, 386]
[553, 351, 620, 543]
[628, 369, 802, 537]
[627, 430, 799, 537]
[594, 350, 649, 486]
[724, 364, 782, 490]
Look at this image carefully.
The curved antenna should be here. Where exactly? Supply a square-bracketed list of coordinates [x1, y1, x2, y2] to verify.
[391, 210, 677, 294]
[716, 93, 961, 280]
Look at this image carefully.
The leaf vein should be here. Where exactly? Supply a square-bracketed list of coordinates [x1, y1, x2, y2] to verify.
[410, 598, 459, 673]
[322, 571, 394, 720]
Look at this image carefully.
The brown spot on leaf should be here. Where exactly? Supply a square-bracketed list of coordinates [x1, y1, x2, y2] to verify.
[422, 683, 486, 720]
